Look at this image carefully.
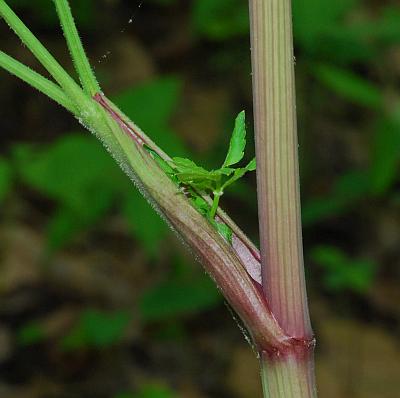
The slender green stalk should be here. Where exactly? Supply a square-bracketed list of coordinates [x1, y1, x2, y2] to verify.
[0, 0, 87, 105]
[54, 0, 100, 95]
[0, 50, 76, 113]
[210, 191, 221, 219]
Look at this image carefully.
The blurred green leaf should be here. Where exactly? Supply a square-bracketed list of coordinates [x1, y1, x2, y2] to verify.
[347, 7, 400, 46]
[13, 134, 123, 212]
[0, 157, 12, 203]
[302, 171, 370, 225]
[314, 64, 383, 109]
[17, 321, 46, 346]
[311, 246, 376, 293]
[62, 309, 131, 350]
[116, 384, 177, 398]
[8, 0, 94, 27]
[13, 135, 123, 250]
[134, 385, 177, 398]
[292, 0, 359, 50]
[192, 0, 249, 40]
[369, 116, 400, 195]
[123, 189, 168, 257]
[113, 77, 187, 156]
[139, 274, 221, 321]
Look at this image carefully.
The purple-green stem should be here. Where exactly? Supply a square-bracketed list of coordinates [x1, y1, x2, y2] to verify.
[249, 0, 317, 396]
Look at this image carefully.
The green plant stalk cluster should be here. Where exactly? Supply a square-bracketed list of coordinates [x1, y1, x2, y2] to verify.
[0, 0, 292, 363]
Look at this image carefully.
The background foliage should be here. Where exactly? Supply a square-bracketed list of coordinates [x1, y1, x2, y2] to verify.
[0, 0, 399, 397]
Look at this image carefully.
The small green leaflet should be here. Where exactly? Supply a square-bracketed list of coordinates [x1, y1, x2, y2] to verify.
[173, 156, 236, 192]
[221, 157, 256, 191]
[144, 111, 256, 244]
[245, 157, 256, 171]
[223, 110, 246, 167]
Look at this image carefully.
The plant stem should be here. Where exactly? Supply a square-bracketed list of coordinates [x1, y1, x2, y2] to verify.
[260, 352, 317, 398]
[0, 0, 87, 105]
[54, 0, 100, 95]
[0, 50, 76, 113]
[249, 0, 317, 396]
[249, 0, 311, 338]
[210, 191, 221, 219]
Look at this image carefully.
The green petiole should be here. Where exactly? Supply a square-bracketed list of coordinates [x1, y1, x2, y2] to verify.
[54, 0, 100, 96]
[0, 50, 76, 113]
[0, 0, 86, 106]
[210, 189, 222, 220]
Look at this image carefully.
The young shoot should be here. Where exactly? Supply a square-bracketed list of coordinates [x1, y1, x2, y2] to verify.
[146, 111, 256, 243]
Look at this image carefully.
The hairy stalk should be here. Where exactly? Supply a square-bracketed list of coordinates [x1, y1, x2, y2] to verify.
[249, 0, 317, 397]
[0, 50, 76, 112]
[0, 0, 89, 108]
[54, 0, 100, 95]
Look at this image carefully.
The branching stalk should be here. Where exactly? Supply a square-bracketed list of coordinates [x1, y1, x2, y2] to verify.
[0, 0, 88, 107]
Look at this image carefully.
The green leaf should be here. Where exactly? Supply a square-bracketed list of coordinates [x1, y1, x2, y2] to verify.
[115, 384, 178, 398]
[123, 189, 168, 257]
[139, 275, 221, 321]
[113, 78, 187, 156]
[0, 157, 12, 203]
[217, 167, 236, 176]
[369, 116, 400, 195]
[13, 134, 123, 211]
[311, 246, 376, 293]
[302, 171, 370, 225]
[314, 64, 383, 109]
[246, 157, 256, 171]
[192, 0, 249, 41]
[61, 309, 131, 350]
[172, 157, 209, 175]
[17, 321, 46, 346]
[176, 175, 215, 192]
[173, 157, 221, 192]
[221, 158, 256, 191]
[223, 110, 247, 167]
[292, 0, 360, 50]
[7, 0, 95, 27]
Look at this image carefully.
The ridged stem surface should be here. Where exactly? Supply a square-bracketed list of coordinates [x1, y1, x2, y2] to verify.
[249, 0, 311, 339]
[260, 352, 317, 398]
